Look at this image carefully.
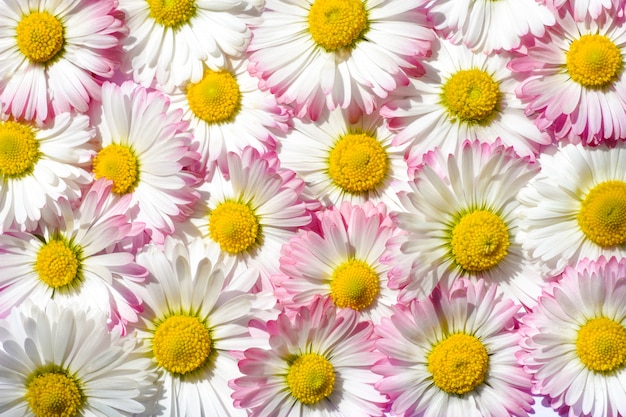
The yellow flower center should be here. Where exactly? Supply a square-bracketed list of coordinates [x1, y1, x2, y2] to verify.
[146, 0, 196, 28]
[186, 69, 242, 124]
[308, 0, 368, 52]
[578, 180, 626, 247]
[441, 69, 501, 125]
[35, 239, 82, 290]
[152, 315, 212, 375]
[450, 210, 510, 273]
[327, 132, 388, 194]
[427, 333, 489, 395]
[566, 34, 623, 89]
[0, 121, 40, 179]
[16, 11, 65, 64]
[208, 201, 260, 254]
[287, 353, 335, 405]
[26, 371, 83, 417]
[92, 144, 140, 195]
[329, 259, 379, 311]
[576, 317, 626, 372]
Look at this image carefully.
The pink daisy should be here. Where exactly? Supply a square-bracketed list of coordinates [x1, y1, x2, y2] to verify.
[543, 0, 625, 22]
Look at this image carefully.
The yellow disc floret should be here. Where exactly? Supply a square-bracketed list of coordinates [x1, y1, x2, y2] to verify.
[427, 333, 489, 395]
[308, 0, 368, 52]
[450, 210, 510, 273]
[146, 0, 196, 28]
[93, 144, 140, 195]
[441, 69, 501, 125]
[328, 132, 388, 194]
[578, 180, 626, 247]
[576, 317, 626, 372]
[35, 239, 82, 290]
[329, 259, 379, 311]
[566, 34, 622, 89]
[186, 69, 242, 124]
[26, 371, 83, 417]
[0, 121, 40, 179]
[208, 201, 260, 254]
[287, 353, 335, 405]
[153, 315, 212, 375]
[16, 12, 65, 64]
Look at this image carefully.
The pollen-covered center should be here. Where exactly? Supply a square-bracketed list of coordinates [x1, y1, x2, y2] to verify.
[308, 0, 368, 52]
[287, 353, 336, 405]
[450, 210, 510, 273]
[26, 371, 83, 417]
[427, 333, 489, 395]
[186, 69, 242, 124]
[93, 144, 140, 195]
[146, 0, 196, 28]
[441, 69, 501, 125]
[329, 259, 379, 311]
[566, 34, 622, 89]
[328, 132, 388, 194]
[576, 317, 626, 372]
[16, 11, 65, 64]
[209, 201, 260, 254]
[578, 180, 626, 247]
[35, 239, 82, 290]
[153, 315, 212, 375]
[0, 121, 40, 178]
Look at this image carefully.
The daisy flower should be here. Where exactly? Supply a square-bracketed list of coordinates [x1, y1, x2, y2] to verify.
[278, 106, 411, 210]
[273, 201, 400, 324]
[93, 80, 200, 242]
[0, 0, 125, 124]
[133, 236, 269, 417]
[0, 301, 157, 416]
[393, 139, 542, 307]
[509, 11, 626, 145]
[519, 256, 626, 417]
[230, 296, 388, 417]
[0, 112, 94, 233]
[382, 38, 550, 163]
[168, 58, 290, 165]
[426, 0, 555, 54]
[247, 0, 434, 120]
[374, 278, 533, 417]
[518, 141, 626, 276]
[0, 179, 147, 332]
[544, 0, 624, 22]
[120, 0, 262, 91]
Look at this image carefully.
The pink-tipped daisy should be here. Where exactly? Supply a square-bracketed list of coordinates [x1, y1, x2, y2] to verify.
[247, 0, 434, 120]
[230, 296, 388, 416]
[374, 278, 533, 417]
[0, 179, 147, 332]
[543, 0, 625, 22]
[382, 38, 550, 163]
[509, 11, 626, 145]
[273, 201, 400, 324]
[0, 0, 125, 124]
[520, 256, 626, 417]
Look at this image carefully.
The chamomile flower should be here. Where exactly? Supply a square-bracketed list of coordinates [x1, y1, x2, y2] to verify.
[0, 301, 157, 416]
[0, 179, 147, 332]
[247, 0, 434, 120]
[393, 140, 542, 307]
[0, 112, 94, 233]
[120, 0, 262, 91]
[278, 106, 411, 210]
[230, 296, 388, 417]
[93, 81, 200, 242]
[518, 142, 626, 276]
[382, 38, 550, 163]
[374, 279, 533, 417]
[520, 256, 626, 417]
[0, 0, 125, 124]
[509, 11, 626, 145]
